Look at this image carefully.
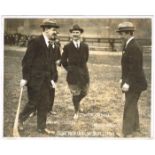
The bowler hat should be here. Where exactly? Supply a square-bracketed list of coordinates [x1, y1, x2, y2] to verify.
[40, 19, 59, 28]
[69, 24, 84, 33]
[116, 22, 135, 32]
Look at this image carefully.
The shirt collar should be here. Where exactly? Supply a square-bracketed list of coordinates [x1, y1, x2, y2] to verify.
[42, 32, 49, 47]
[73, 40, 80, 48]
[125, 36, 134, 48]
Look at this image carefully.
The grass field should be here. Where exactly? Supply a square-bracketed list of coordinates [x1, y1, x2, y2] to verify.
[4, 48, 151, 137]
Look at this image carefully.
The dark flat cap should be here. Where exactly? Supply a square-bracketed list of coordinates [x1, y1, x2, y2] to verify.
[69, 24, 84, 33]
[116, 22, 135, 32]
[40, 19, 59, 28]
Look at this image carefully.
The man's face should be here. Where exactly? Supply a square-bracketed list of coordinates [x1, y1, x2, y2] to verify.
[46, 27, 58, 40]
[71, 30, 81, 41]
[118, 32, 129, 41]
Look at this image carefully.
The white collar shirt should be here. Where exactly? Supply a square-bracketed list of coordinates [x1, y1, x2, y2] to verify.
[125, 36, 134, 48]
[73, 40, 80, 48]
[42, 32, 49, 47]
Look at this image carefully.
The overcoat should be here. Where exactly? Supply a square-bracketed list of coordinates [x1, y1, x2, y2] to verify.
[22, 35, 57, 110]
[61, 41, 89, 87]
[121, 38, 147, 135]
[121, 39, 147, 91]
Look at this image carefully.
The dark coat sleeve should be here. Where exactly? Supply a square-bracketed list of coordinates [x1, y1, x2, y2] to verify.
[51, 63, 58, 82]
[61, 45, 69, 71]
[53, 45, 61, 61]
[55, 46, 61, 66]
[125, 45, 143, 85]
[85, 44, 89, 62]
[22, 39, 36, 81]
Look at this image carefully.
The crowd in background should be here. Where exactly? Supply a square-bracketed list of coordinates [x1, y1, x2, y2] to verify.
[4, 32, 37, 47]
[4, 32, 151, 52]
[4, 32, 62, 48]
[4, 32, 115, 50]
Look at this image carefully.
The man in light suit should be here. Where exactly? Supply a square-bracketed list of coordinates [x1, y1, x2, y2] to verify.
[61, 24, 90, 120]
[19, 19, 59, 134]
[116, 22, 147, 137]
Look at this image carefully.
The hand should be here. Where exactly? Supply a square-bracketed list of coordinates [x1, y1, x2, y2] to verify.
[20, 79, 27, 88]
[56, 60, 61, 66]
[122, 83, 130, 92]
[51, 80, 56, 88]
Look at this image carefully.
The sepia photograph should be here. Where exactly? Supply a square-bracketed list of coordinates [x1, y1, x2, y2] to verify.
[3, 16, 151, 138]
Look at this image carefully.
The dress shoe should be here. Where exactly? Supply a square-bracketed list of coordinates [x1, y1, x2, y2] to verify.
[79, 107, 84, 113]
[135, 128, 140, 132]
[37, 128, 55, 135]
[29, 111, 37, 118]
[132, 130, 141, 137]
[18, 121, 24, 131]
[49, 111, 57, 115]
[123, 133, 133, 138]
[73, 113, 79, 120]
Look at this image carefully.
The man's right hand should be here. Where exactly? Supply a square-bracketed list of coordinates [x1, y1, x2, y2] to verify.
[20, 79, 27, 88]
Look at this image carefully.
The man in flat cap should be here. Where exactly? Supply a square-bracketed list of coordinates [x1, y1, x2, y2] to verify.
[116, 22, 147, 137]
[19, 19, 60, 135]
[61, 24, 90, 119]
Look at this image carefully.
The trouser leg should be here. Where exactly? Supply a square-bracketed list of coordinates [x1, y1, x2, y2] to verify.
[37, 81, 51, 130]
[72, 93, 86, 113]
[122, 90, 141, 136]
[48, 88, 55, 112]
[134, 106, 140, 131]
[19, 102, 36, 122]
[37, 104, 47, 130]
[70, 84, 89, 113]
[72, 95, 80, 113]
[19, 87, 37, 122]
[79, 93, 86, 101]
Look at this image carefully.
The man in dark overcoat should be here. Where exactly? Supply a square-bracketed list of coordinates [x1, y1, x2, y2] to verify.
[19, 19, 59, 134]
[61, 24, 90, 119]
[116, 22, 147, 137]
[29, 36, 61, 117]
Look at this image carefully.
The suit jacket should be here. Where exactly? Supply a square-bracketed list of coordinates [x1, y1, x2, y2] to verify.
[52, 43, 61, 62]
[61, 41, 89, 86]
[121, 38, 147, 91]
[22, 35, 57, 90]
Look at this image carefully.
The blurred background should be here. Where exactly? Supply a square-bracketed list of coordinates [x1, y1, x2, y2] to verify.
[4, 18, 151, 51]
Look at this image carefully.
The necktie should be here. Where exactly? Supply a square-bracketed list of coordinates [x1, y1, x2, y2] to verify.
[76, 42, 80, 49]
[48, 41, 53, 57]
[48, 41, 54, 47]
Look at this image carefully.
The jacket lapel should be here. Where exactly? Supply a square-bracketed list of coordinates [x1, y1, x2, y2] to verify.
[70, 41, 84, 63]
[71, 41, 78, 50]
[40, 35, 49, 60]
[125, 38, 135, 51]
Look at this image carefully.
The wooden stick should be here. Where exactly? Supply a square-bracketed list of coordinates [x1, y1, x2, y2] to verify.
[13, 87, 23, 137]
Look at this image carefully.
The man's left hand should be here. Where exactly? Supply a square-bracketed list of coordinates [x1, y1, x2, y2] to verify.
[51, 80, 56, 88]
[56, 60, 61, 66]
